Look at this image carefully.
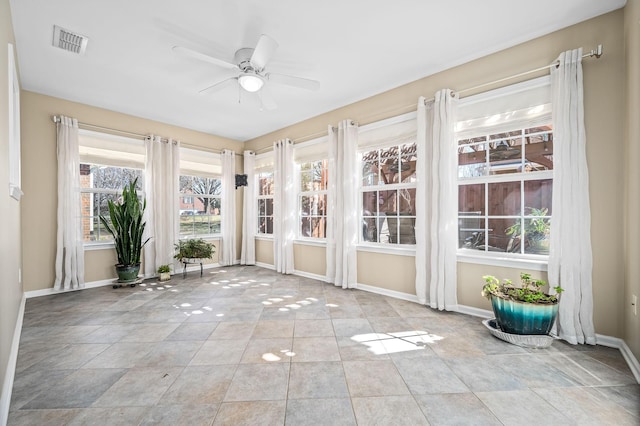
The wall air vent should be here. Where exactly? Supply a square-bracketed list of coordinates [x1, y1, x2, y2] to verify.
[52, 25, 88, 55]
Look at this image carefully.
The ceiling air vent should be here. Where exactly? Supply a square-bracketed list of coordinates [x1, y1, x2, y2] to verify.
[52, 25, 88, 55]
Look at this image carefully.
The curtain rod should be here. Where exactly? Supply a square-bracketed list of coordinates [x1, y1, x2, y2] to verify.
[253, 120, 359, 155]
[51, 115, 240, 156]
[452, 44, 603, 98]
[252, 44, 602, 153]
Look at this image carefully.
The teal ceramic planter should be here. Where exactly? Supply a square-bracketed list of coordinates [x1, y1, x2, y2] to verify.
[490, 296, 559, 335]
[115, 263, 140, 283]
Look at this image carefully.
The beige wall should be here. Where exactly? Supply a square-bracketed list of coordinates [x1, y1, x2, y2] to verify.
[256, 238, 274, 265]
[20, 91, 243, 291]
[245, 11, 627, 339]
[293, 243, 326, 276]
[0, 0, 22, 412]
[624, 0, 640, 360]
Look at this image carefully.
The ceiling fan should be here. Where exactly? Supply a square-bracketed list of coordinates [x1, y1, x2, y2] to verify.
[173, 34, 320, 109]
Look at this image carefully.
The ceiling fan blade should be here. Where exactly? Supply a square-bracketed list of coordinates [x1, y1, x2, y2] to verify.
[267, 73, 320, 91]
[172, 46, 237, 70]
[250, 34, 278, 71]
[199, 77, 238, 94]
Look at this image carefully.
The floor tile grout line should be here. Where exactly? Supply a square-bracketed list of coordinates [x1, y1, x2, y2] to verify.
[9, 265, 638, 425]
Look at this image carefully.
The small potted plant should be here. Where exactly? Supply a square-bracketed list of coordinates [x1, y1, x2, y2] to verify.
[157, 264, 171, 282]
[482, 272, 563, 336]
[174, 239, 215, 277]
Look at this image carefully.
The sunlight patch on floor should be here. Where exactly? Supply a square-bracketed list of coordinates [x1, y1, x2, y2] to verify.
[352, 331, 444, 355]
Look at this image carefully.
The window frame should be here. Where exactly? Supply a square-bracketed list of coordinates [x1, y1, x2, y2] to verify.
[256, 169, 275, 236]
[79, 162, 145, 247]
[178, 174, 223, 239]
[457, 122, 553, 262]
[296, 159, 328, 241]
[358, 142, 418, 247]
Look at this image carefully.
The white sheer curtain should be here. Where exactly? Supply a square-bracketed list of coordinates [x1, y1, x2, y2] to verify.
[325, 120, 359, 289]
[415, 91, 458, 309]
[273, 139, 295, 274]
[143, 135, 180, 277]
[549, 48, 596, 345]
[241, 150, 256, 265]
[221, 149, 237, 266]
[54, 116, 85, 290]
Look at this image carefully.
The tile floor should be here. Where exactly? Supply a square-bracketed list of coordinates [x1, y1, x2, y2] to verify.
[8, 266, 640, 425]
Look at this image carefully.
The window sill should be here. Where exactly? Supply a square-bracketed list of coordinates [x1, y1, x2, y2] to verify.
[356, 244, 416, 257]
[255, 235, 274, 241]
[457, 250, 548, 271]
[84, 242, 115, 251]
[294, 239, 326, 247]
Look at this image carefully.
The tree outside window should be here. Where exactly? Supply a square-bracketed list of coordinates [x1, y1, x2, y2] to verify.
[80, 163, 143, 242]
[179, 175, 222, 237]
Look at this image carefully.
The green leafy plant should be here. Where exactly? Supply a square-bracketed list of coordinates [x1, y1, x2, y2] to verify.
[482, 272, 563, 304]
[157, 264, 171, 274]
[505, 207, 550, 242]
[174, 238, 215, 261]
[99, 178, 150, 266]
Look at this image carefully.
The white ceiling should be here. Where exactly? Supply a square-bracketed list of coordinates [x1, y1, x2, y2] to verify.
[10, 0, 625, 142]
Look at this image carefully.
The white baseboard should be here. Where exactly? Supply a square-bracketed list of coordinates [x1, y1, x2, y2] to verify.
[255, 262, 275, 271]
[293, 269, 327, 282]
[355, 283, 419, 303]
[454, 305, 640, 384]
[25, 263, 227, 299]
[25, 278, 116, 299]
[596, 334, 640, 383]
[596, 333, 622, 349]
[456, 304, 493, 319]
[1, 294, 26, 426]
[619, 340, 640, 383]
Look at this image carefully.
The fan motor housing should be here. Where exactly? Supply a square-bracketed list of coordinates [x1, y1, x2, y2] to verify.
[235, 48, 256, 71]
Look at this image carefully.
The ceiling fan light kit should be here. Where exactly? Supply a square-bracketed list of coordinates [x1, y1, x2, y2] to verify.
[238, 71, 264, 92]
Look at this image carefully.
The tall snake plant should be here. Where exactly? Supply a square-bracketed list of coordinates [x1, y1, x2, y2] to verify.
[99, 178, 150, 266]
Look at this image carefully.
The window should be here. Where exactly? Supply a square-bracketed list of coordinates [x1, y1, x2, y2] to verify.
[80, 164, 143, 242]
[360, 142, 417, 244]
[179, 175, 221, 236]
[298, 160, 328, 238]
[358, 113, 418, 246]
[458, 125, 553, 256]
[456, 78, 553, 257]
[78, 130, 145, 244]
[257, 170, 274, 235]
[179, 147, 222, 238]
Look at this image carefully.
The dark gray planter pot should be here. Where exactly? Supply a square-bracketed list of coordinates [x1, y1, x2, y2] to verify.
[115, 263, 140, 283]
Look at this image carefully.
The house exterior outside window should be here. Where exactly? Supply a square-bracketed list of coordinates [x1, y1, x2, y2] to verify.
[78, 130, 145, 245]
[360, 142, 417, 245]
[457, 125, 553, 256]
[456, 77, 553, 259]
[178, 175, 222, 237]
[298, 159, 328, 239]
[257, 170, 274, 235]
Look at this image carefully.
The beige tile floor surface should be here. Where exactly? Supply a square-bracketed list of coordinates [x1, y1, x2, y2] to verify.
[8, 266, 640, 425]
